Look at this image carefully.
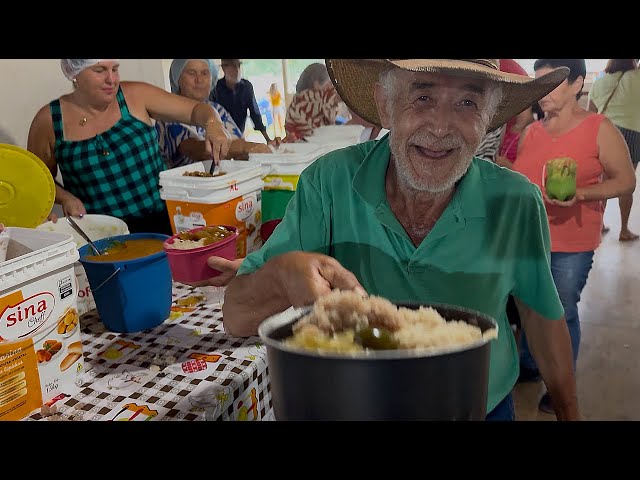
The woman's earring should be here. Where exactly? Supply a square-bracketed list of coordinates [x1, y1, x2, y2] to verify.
[72, 78, 78, 87]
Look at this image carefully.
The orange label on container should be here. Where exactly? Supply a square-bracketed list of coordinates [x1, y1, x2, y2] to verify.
[0, 339, 42, 420]
[165, 191, 263, 257]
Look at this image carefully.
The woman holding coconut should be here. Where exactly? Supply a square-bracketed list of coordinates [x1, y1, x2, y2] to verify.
[508, 59, 636, 413]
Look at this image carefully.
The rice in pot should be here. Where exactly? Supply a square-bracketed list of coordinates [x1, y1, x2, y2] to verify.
[286, 290, 497, 353]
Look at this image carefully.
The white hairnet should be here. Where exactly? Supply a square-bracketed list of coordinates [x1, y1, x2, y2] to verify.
[169, 59, 219, 94]
[60, 59, 119, 81]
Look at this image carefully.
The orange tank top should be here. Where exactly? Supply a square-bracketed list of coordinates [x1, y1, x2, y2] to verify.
[512, 114, 605, 253]
[271, 91, 282, 107]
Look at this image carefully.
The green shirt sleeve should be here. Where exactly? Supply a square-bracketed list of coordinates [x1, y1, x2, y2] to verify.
[237, 167, 331, 276]
[511, 183, 564, 321]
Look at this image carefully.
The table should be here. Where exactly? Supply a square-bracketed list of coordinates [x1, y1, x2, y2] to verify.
[25, 283, 274, 421]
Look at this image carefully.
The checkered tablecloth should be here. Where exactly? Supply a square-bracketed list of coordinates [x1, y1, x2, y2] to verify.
[25, 283, 274, 421]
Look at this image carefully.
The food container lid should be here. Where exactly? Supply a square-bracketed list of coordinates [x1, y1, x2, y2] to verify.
[0, 144, 55, 227]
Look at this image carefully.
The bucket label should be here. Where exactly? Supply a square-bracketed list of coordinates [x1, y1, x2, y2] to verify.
[166, 190, 263, 257]
[235, 197, 255, 222]
[0, 292, 55, 340]
[0, 265, 82, 420]
[173, 208, 207, 233]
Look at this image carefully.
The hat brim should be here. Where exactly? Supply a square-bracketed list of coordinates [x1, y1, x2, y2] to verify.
[326, 59, 570, 132]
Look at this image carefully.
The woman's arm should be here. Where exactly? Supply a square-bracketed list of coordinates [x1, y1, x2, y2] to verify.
[577, 117, 636, 202]
[27, 105, 86, 217]
[124, 81, 231, 163]
[178, 137, 270, 162]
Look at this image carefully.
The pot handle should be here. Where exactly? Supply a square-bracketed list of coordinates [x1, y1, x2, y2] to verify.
[92, 267, 121, 293]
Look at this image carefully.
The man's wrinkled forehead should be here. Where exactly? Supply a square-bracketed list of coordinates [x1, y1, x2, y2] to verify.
[398, 69, 491, 94]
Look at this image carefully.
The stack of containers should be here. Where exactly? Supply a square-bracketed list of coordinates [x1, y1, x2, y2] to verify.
[304, 124, 367, 155]
[159, 159, 266, 257]
[248, 143, 324, 224]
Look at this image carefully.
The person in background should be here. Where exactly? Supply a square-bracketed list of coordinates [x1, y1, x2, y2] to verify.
[475, 59, 533, 166]
[284, 63, 342, 141]
[346, 107, 382, 141]
[510, 59, 636, 413]
[495, 59, 536, 166]
[588, 59, 640, 242]
[211, 59, 272, 144]
[268, 83, 285, 138]
[222, 58, 582, 421]
[155, 59, 271, 167]
[27, 59, 231, 234]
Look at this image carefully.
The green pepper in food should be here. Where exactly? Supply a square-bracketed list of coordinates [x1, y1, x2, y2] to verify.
[354, 326, 398, 350]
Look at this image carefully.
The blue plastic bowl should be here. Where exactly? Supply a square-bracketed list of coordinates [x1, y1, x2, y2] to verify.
[78, 233, 171, 333]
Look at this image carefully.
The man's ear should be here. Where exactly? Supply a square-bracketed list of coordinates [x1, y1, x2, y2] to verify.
[374, 83, 391, 129]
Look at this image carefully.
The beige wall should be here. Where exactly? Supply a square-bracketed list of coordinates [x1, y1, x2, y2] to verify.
[0, 59, 170, 149]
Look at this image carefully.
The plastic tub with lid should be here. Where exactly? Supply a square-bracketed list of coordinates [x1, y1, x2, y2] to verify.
[0, 227, 83, 420]
[248, 143, 324, 223]
[304, 124, 367, 154]
[159, 159, 267, 257]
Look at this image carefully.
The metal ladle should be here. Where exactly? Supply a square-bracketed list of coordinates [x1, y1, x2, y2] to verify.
[66, 216, 102, 255]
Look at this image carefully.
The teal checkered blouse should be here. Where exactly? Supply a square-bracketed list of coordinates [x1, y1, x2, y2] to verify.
[51, 87, 166, 218]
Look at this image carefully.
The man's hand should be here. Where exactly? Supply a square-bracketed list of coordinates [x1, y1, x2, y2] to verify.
[270, 252, 366, 307]
[223, 251, 366, 337]
[247, 143, 272, 154]
[186, 257, 243, 288]
[267, 137, 282, 149]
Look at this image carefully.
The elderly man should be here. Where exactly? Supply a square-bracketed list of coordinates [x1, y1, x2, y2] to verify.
[221, 59, 579, 421]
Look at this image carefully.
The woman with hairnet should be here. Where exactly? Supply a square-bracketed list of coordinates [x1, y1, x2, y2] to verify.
[155, 59, 271, 167]
[27, 59, 231, 234]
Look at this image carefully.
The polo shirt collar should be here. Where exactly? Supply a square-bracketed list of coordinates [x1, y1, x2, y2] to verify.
[352, 134, 488, 222]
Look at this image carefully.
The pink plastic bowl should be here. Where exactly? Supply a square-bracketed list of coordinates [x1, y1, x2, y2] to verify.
[163, 225, 238, 283]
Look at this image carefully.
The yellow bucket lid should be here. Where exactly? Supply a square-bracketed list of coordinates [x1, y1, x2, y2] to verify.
[0, 144, 55, 227]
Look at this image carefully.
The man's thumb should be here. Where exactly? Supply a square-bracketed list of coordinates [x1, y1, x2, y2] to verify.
[207, 256, 242, 273]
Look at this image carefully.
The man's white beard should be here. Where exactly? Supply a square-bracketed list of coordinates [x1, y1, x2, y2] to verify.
[388, 130, 476, 193]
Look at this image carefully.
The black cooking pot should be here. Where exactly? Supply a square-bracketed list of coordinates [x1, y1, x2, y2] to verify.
[258, 302, 498, 421]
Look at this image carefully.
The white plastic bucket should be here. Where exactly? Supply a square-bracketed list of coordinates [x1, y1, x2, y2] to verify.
[36, 215, 130, 316]
[305, 124, 367, 154]
[159, 160, 267, 257]
[0, 227, 82, 420]
[248, 143, 325, 223]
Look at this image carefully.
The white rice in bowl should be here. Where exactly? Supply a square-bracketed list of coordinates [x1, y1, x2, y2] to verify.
[166, 225, 235, 250]
[168, 239, 209, 250]
[286, 290, 497, 353]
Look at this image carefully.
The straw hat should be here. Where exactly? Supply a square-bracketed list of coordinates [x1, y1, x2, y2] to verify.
[325, 59, 569, 132]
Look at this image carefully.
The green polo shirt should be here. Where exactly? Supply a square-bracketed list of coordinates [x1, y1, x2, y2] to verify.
[239, 135, 564, 412]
